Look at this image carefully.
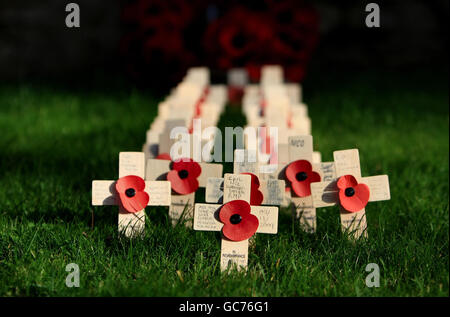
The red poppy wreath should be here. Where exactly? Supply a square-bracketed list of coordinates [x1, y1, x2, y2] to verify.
[115, 175, 149, 213]
[167, 158, 202, 195]
[285, 160, 321, 197]
[337, 175, 370, 213]
[219, 200, 259, 241]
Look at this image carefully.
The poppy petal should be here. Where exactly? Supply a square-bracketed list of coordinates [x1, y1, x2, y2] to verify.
[339, 183, 370, 213]
[172, 158, 202, 177]
[286, 161, 321, 197]
[285, 160, 313, 183]
[222, 214, 259, 241]
[242, 173, 263, 206]
[219, 200, 251, 222]
[115, 175, 149, 213]
[116, 175, 146, 193]
[167, 158, 202, 194]
[291, 179, 311, 197]
[167, 170, 199, 194]
[337, 175, 358, 190]
[219, 200, 259, 241]
[119, 191, 149, 213]
[250, 190, 264, 206]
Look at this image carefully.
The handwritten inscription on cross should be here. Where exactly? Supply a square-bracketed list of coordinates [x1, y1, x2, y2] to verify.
[205, 149, 285, 206]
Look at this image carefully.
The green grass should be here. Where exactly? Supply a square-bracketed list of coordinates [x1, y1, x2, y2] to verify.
[0, 71, 448, 296]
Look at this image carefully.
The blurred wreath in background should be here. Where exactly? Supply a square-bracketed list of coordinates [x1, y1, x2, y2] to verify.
[120, 0, 319, 87]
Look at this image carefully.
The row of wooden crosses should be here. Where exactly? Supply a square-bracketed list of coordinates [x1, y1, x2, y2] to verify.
[92, 66, 390, 271]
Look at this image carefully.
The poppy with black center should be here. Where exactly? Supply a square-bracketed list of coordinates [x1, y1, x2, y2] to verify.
[229, 214, 242, 224]
[178, 169, 189, 179]
[219, 200, 259, 241]
[337, 175, 371, 213]
[285, 160, 321, 197]
[115, 175, 149, 213]
[166, 158, 202, 195]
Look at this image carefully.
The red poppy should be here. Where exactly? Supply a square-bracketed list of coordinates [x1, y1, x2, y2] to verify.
[156, 153, 171, 160]
[285, 160, 321, 197]
[241, 173, 263, 206]
[167, 158, 202, 195]
[337, 175, 370, 213]
[219, 200, 259, 241]
[115, 175, 149, 213]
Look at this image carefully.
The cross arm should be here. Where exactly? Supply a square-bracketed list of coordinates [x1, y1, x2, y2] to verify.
[310, 174, 391, 208]
[310, 180, 339, 208]
[92, 180, 171, 206]
[92, 180, 116, 206]
[206, 175, 285, 206]
[363, 175, 391, 201]
[193, 203, 278, 235]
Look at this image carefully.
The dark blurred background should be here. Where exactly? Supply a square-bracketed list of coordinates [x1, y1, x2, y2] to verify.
[0, 0, 448, 90]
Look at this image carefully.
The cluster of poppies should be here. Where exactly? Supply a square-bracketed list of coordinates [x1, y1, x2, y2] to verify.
[285, 160, 370, 213]
[117, 158, 202, 215]
[120, 0, 319, 86]
[115, 155, 370, 241]
[113, 157, 261, 241]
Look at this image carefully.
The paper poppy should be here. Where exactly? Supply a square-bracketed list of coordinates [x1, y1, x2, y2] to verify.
[219, 200, 259, 241]
[241, 173, 264, 206]
[115, 175, 149, 213]
[167, 158, 202, 195]
[337, 175, 370, 213]
[285, 160, 321, 197]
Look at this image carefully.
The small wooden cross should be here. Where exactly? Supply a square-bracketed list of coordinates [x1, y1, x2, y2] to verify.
[194, 173, 279, 271]
[91, 152, 171, 237]
[285, 135, 336, 233]
[311, 149, 391, 239]
[258, 135, 336, 233]
[145, 157, 223, 226]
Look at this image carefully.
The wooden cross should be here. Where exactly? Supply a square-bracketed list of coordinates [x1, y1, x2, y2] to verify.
[145, 157, 222, 226]
[91, 152, 171, 237]
[311, 149, 391, 239]
[194, 173, 279, 271]
[285, 135, 336, 233]
[258, 135, 336, 233]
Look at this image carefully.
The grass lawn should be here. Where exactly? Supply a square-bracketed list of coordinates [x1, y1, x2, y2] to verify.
[0, 70, 448, 296]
